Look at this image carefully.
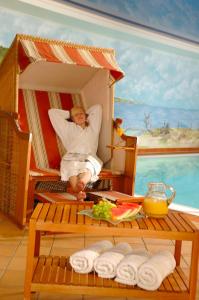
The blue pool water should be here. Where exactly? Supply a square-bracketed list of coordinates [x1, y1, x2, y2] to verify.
[135, 154, 199, 209]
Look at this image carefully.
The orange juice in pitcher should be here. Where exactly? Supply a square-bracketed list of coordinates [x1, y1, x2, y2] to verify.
[143, 182, 176, 218]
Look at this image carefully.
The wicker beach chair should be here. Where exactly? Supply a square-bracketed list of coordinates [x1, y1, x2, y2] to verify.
[0, 34, 137, 226]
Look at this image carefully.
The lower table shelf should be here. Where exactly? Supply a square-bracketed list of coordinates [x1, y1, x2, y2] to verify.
[31, 255, 189, 299]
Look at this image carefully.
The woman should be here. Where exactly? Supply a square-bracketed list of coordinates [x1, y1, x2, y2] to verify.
[48, 104, 102, 200]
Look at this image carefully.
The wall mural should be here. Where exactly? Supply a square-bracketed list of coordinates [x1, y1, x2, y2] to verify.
[0, 3, 199, 148]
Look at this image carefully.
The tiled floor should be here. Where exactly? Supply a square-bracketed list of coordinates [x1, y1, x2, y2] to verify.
[0, 211, 198, 300]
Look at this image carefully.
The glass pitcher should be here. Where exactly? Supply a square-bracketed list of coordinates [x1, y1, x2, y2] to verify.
[143, 182, 176, 218]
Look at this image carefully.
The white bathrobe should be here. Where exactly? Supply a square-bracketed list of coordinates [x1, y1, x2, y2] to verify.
[48, 104, 102, 182]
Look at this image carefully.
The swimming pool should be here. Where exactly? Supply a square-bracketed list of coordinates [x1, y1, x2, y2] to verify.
[135, 154, 199, 209]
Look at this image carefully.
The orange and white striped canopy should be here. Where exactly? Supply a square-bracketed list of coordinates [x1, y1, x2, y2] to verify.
[17, 34, 124, 83]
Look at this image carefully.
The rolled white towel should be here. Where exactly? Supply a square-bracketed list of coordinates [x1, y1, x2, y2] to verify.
[137, 250, 176, 291]
[115, 250, 150, 285]
[69, 240, 113, 274]
[93, 242, 132, 279]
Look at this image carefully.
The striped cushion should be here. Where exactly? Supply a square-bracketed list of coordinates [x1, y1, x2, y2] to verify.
[18, 89, 83, 170]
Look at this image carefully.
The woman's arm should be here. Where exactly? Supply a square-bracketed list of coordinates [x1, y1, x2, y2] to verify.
[48, 108, 70, 141]
[87, 104, 102, 134]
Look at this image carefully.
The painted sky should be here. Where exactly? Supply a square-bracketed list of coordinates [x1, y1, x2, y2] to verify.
[65, 0, 199, 42]
[0, 3, 199, 110]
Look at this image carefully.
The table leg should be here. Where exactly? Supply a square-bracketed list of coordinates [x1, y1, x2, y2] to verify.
[189, 232, 199, 300]
[24, 220, 37, 300]
[34, 230, 41, 256]
[174, 240, 182, 266]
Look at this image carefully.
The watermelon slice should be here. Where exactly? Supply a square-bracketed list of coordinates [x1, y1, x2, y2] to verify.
[111, 207, 132, 220]
[111, 203, 142, 220]
[119, 203, 142, 217]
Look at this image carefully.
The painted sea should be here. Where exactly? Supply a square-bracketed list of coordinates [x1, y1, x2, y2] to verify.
[114, 98, 199, 136]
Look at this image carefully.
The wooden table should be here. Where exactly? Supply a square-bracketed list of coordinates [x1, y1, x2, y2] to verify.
[24, 203, 199, 300]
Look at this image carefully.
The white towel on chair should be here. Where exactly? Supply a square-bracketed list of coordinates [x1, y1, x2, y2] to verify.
[137, 250, 176, 291]
[93, 242, 132, 279]
[69, 240, 113, 274]
[115, 250, 150, 285]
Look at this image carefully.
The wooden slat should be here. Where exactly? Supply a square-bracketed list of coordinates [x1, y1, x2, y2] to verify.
[84, 205, 93, 225]
[84, 214, 93, 225]
[48, 256, 60, 283]
[118, 282, 129, 289]
[69, 205, 77, 224]
[123, 220, 132, 228]
[77, 204, 85, 225]
[158, 218, 171, 231]
[143, 217, 155, 230]
[130, 219, 140, 229]
[88, 272, 95, 286]
[168, 213, 186, 232]
[136, 218, 147, 229]
[158, 282, 165, 291]
[180, 213, 198, 231]
[167, 273, 181, 292]
[41, 256, 53, 283]
[54, 205, 64, 223]
[173, 269, 187, 291]
[100, 219, 110, 227]
[32, 256, 45, 282]
[31, 203, 43, 220]
[90, 218, 101, 226]
[162, 277, 173, 291]
[149, 217, 163, 231]
[95, 272, 103, 287]
[103, 277, 113, 288]
[171, 213, 190, 232]
[65, 258, 72, 284]
[71, 269, 80, 285]
[117, 221, 125, 228]
[61, 205, 70, 223]
[176, 266, 189, 289]
[164, 214, 178, 231]
[45, 204, 57, 222]
[111, 278, 120, 288]
[79, 273, 89, 286]
[175, 213, 194, 232]
[57, 256, 66, 284]
[37, 204, 50, 222]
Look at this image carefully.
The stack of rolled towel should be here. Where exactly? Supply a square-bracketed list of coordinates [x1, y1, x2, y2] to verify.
[69, 241, 176, 291]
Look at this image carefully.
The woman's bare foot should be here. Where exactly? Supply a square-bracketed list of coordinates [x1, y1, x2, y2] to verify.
[76, 191, 86, 201]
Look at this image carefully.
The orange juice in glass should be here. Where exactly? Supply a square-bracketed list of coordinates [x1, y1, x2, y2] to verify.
[143, 182, 176, 218]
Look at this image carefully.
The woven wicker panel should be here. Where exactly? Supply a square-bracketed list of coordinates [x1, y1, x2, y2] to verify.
[0, 116, 13, 214]
[0, 113, 30, 224]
